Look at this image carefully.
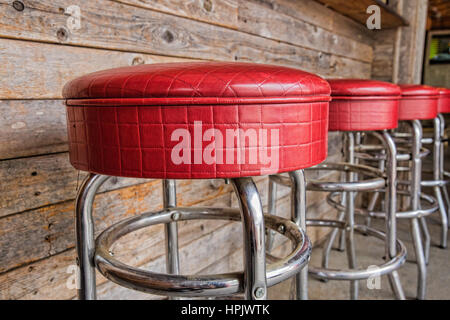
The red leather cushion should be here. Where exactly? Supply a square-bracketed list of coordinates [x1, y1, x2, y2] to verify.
[437, 88, 450, 114]
[327, 79, 400, 131]
[64, 62, 331, 179]
[398, 84, 438, 120]
[327, 79, 401, 97]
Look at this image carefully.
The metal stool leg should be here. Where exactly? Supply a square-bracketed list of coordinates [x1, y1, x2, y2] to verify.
[434, 116, 448, 247]
[365, 149, 386, 230]
[411, 218, 427, 299]
[322, 197, 345, 269]
[338, 227, 346, 252]
[344, 132, 359, 300]
[289, 170, 308, 300]
[75, 173, 109, 300]
[378, 130, 405, 300]
[162, 180, 180, 299]
[419, 217, 431, 264]
[434, 187, 448, 248]
[442, 186, 450, 229]
[437, 114, 450, 225]
[411, 120, 427, 300]
[266, 179, 277, 252]
[231, 177, 267, 300]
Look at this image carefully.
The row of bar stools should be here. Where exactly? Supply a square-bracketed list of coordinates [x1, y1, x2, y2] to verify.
[268, 79, 407, 300]
[64, 62, 332, 300]
[421, 87, 450, 248]
[379, 84, 439, 300]
[345, 84, 442, 300]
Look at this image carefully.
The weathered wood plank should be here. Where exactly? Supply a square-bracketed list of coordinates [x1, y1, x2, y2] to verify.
[0, 152, 150, 217]
[0, 100, 67, 160]
[0, 38, 193, 100]
[0, 1, 371, 98]
[0, 178, 234, 272]
[238, 0, 373, 63]
[371, 30, 396, 81]
[0, 0, 370, 66]
[0, 38, 370, 100]
[114, 0, 238, 28]
[315, 0, 408, 29]
[250, 0, 375, 46]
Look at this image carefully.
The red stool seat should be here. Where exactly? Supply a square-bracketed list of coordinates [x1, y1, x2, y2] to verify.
[326, 79, 400, 131]
[437, 88, 450, 114]
[63, 62, 331, 179]
[398, 85, 439, 120]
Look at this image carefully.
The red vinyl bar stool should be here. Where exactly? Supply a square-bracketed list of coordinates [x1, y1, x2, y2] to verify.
[390, 84, 440, 300]
[356, 85, 440, 300]
[62, 62, 332, 300]
[420, 88, 450, 248]
[268, 79, 407, 300]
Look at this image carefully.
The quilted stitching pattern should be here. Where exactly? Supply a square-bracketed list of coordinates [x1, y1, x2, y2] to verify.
[64, 62, 330, 179]
[329, 99, 399, 131]
[66, 102, 328, 179]
[63, 62, 331, 100]
[327, 79, 401, 96]
[327, 79, 399, 131]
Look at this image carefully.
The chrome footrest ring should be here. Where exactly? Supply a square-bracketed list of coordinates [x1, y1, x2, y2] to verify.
[327, 191, 439, 219]
[306, 219, 407, 281]
[270, 162, 385, 193]
[94, 207, 311, 297]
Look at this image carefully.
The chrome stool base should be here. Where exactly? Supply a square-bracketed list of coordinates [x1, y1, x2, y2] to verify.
[306, 220, 406, 281]
[268, 131, 406, 300]
[95, 207, 311, 298]
[75, 174, 311, 300]
[355, 120, 439, 299]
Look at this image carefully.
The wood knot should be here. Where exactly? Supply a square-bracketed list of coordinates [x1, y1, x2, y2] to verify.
[12, 1, 24, 11]
[132, 56, 145, 65]
[203, 0, 213, 12]
[57, 27, 69, 41]
[162, 30, 174, 43]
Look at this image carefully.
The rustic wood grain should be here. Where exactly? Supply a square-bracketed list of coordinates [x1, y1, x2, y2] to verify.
[0, 178, 235, 272]
[238, 0, 373, 63]
[0, 38, 193, 100]
[114, 0, 238, 28]
[250, 0, 375, 46]
[315, 0, 408, 28]
[0, 152, 150, 217]
[0, 0, 370, 65]
[0, 100, 68, 160]
[0, 38, 370, 100]
[0, 1, 372, 97]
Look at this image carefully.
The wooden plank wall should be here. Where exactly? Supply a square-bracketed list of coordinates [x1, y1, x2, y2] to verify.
[371, 0, 429, 83]
[0, 0, 374, 299]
